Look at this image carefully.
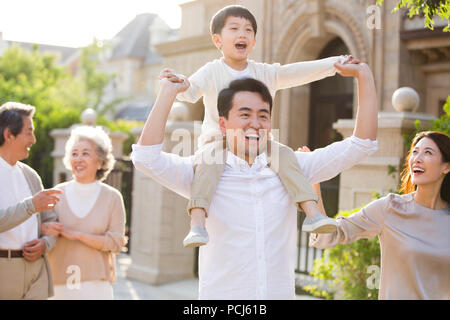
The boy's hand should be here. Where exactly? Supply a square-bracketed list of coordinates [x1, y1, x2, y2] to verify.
[159, 68, 187, 84]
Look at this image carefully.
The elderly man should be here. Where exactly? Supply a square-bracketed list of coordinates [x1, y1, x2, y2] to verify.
[131, 59, 378, 299]
[0, 102, 62, 300]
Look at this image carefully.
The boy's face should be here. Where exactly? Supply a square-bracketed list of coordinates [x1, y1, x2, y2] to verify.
[219, 91, 271, 161]
[212, 16, 256, 63]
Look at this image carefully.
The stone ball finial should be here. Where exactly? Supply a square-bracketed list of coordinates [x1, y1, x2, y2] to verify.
[392, 87, 420, 112]
[81, 108, 97, 125]
[168, 102, 189, 121]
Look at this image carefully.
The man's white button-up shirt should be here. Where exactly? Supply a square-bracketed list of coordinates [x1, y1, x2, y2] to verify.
[0, 156, 37, 250]
[131, 136, 378, 299]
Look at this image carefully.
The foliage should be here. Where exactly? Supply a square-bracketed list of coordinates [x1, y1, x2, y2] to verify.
[80, 39, 127, 116]
[303, 205, 381, 300]
[97, 116, 142, 156]
[377, 0, 450, 31]
[0, 45, 85, 187]
[403, 96, 450, 150]
[431, 95, 450, 134]
[0, 43, 137, 187]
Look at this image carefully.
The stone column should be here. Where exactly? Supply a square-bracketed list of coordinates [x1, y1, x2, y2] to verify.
[333, 87, 435, 211]
[126, 104, 199, 285]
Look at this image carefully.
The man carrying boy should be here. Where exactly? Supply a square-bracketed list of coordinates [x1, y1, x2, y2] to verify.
[132, 57, 378, 299]
[161, 5, 353, 247]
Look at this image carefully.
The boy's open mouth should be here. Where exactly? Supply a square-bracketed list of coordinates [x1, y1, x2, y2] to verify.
[235, 43, 247, 50]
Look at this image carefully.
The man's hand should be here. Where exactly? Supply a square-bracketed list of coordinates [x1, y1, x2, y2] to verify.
[41, 222, 63, 238]
[334, 55, 371, 79]
[22, 239, 46, 262]
[160, 76, 190, 94]
[32, 189, 63, 213]
[159, 68, 190, 85]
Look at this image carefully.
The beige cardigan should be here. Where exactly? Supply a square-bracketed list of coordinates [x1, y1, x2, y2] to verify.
[47, 181, 126, 285]
[0, 161, 58, 298]
[310, 193, 450, 300]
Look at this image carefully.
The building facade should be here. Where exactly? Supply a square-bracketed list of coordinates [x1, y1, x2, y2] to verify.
[126, 0, 449, 286]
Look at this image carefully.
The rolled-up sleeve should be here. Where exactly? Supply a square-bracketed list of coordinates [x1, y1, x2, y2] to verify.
[295, 136, 378, 185]
[130, 143, 195, 199]
[309, 195, 389, 249]
[102, 191, 126, 253]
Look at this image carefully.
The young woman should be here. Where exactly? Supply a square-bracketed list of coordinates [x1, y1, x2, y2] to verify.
[310, 131, 450, 299]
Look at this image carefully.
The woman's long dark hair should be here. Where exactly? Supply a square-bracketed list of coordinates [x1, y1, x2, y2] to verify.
[400, 131, 450, 202]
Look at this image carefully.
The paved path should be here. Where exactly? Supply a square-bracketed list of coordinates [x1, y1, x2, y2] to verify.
[113, 254, 321, 300]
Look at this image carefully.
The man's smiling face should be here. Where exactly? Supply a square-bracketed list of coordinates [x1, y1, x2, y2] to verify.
[10, 115, 36, 162]
[219, 91, 271, 163]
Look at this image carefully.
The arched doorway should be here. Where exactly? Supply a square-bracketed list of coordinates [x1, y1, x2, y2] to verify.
[308, 37, 354, 217]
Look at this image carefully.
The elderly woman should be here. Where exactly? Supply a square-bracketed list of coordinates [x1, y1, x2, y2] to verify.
[45, 125, 126, 300]
[310, 131, 450, 299]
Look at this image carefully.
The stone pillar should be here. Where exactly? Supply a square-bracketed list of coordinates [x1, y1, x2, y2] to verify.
[126, 107, 199, 285]
[333, 87, 435, 211]
[50, 108, 127, 187]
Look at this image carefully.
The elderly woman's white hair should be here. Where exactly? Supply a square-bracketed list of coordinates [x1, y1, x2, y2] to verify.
[63, 125, 115, 181]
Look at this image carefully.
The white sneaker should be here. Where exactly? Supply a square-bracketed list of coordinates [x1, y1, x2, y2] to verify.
[302, 213, 338, 233]
[183, 226, 209, 248]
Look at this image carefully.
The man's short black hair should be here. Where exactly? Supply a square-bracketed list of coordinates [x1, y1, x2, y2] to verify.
[210, 5, 258, 36]
[217, 78, 272, 119]
[0, 102, 35, 146]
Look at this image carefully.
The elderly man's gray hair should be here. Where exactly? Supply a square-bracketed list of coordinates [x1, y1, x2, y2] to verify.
[63, 125, 115, 181]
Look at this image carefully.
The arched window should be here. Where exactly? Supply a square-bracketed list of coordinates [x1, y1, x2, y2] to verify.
[308, 37, 354, 217]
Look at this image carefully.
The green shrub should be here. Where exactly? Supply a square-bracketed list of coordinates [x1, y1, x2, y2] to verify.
[303, 205, 381, 300]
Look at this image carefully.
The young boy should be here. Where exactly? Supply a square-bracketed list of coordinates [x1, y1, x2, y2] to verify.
[161, 5, 349, 247]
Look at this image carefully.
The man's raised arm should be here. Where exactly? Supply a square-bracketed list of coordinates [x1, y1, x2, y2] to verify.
[131, 77, 194, 200]
[295, 59, 378, 184]
[334, 59, 377, 140]
[137, 77, 189, 146]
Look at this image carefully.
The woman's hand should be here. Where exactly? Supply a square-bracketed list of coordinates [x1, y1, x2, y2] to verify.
[41, 222, 63, 238]
[61, 227, 81, 241]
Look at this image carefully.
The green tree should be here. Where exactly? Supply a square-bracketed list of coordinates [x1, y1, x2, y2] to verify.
[377, 0, 450, 31]
[0, 43, 137, 187]
[403, 95, 450, 150]
[0, 45, 85, 187]
[80, 39, 126, 116]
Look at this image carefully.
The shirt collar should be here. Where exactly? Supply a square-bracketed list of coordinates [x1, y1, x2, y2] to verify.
[0, 155, 17, 171]
[225, 151, 269, 171]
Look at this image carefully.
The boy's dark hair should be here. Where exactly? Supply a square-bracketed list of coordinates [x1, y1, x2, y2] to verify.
[217, 78, 272, 119]
[0, 102, 35, 146]
[210, 5, 258, 35]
